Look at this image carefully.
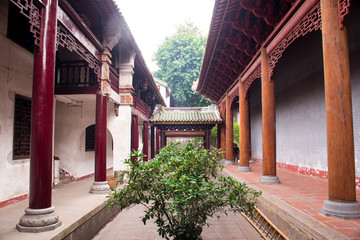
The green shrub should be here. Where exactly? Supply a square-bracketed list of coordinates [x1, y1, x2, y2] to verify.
[106, 142, 261, 240]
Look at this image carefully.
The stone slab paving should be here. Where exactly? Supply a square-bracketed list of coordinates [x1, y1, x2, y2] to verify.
[0, 177, 107, 240]
[225, 161, 360, 240]
[92, 204, 262, 240]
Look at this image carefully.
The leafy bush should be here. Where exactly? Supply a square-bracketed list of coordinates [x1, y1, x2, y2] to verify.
[106, 142, 261, 240]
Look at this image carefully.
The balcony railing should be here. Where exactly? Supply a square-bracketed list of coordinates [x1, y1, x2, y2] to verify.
[109, 66, 119, 92]
[56, 61, 98, 88]
[133, 95, 150, 118]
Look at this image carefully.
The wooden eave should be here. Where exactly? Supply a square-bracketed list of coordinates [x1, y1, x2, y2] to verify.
[63, 0, 165, 106]
[151, 121, 222, 125]
[197, 0, 297, 102]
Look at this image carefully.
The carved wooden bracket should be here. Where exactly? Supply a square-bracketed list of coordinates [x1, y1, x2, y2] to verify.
[269, 3, 322, 77]
[339, 0, 350, 30]
[10, 0, 42, 46]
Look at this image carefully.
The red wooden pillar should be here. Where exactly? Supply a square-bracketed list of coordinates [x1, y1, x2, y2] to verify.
[204, 129, 211, 150]
[131, 115, 139, 152]
[143, 121, 149, 161]
[160, 130, 166, 148]
[150, 125, 155, 159]
[156, 128, 160, 154]
[17, 0, 61, 232]
[90, 89, 110, 194]
[237, 79, 251, 172]
[319, 0, 360, 219]
[259, 48, 280, 184]
[217, 123, 221, 149]
[224, 93, 233, 165]
[220, 101, 226, 159]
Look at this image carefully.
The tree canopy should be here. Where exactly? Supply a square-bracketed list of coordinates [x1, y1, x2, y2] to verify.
[153, 21, 213, 107]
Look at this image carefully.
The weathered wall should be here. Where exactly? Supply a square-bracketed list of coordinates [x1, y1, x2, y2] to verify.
[0, 0, 33, 202]
[54, 99, 114, 179]
[273, 31, 327, 172]
[108, 104, 131, 171]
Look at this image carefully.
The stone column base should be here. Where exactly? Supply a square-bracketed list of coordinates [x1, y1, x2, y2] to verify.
[259, 175, 280, 185]
[320, 199, 360, 220]
[237, 166, 251, 172]
[224, 160, 234, 165]
[16, 206, 61, 232]
[89, 181, 110, 194]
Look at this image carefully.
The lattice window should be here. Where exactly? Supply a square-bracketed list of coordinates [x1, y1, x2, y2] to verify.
[13, 95, 32, 160]
[85, 124, 95, 151]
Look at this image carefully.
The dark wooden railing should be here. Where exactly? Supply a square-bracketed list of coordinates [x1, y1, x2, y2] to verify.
[109, 66, 119, 92]
[56, 61, 97, 88]
[133, 95, 150, 118]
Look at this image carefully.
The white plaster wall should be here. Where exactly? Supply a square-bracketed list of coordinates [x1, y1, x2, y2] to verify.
[249, 79, 262, 160]
[54, 99, 114, 178]
[54, 100, 95, 178]
[348, 2, 360, 177]
[273, 31, 328, 171]
[108, 104, 132, 171]
[54, 98, 113, 178]
[159, 85, 170, 107]
[0, 35, 33, 201]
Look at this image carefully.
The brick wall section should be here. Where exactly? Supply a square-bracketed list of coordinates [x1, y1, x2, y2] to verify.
[119, 94, 133, 105]
[249, 2, 360, 178]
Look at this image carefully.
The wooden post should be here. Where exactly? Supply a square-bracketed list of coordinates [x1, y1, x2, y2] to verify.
[224, 93, 233, 165]
[160, 130, 166, 148]
[220, 101, 226, 159]
[319, 0, 360, 219]
[238, 79, 251, 172]
[204, 129, 211, 150]
[156, 128, 160, 154]
[150, 125, 155, 159]
[130, 115, 139, 163]
[217, 123, 221, 149]
[259, 48, 280, 184]
[90, 89, 110, 194]
[131, 115, 139, 152]
[17, 0, 61, 232]
[143, 121, 149, 161]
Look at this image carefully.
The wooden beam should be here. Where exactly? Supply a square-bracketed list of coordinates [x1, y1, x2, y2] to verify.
[165, 131, 205, 137]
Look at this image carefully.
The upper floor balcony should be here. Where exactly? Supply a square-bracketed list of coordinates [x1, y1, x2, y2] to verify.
[55, 61, 119, 95]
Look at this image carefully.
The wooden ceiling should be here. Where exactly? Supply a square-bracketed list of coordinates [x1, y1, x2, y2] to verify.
[197, 0, 297, 102]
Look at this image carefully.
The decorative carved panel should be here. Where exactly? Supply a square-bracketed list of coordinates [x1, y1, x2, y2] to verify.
[57, 24, 101, 77]
[339, 0, 350, 29]
[243, 65, 261, 96]
[10, 0, 41, 46]
[268, 3, 322, 77]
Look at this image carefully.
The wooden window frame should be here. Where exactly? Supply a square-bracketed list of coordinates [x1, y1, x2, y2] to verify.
[13, 94, 32, 160]
[85, 124, 95, 151]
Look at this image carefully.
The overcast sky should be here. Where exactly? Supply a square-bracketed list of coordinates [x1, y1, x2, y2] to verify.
[115, 0, 215, 72]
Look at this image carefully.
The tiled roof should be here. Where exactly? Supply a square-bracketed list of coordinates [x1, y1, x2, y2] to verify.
[150, 104, 222, 124]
